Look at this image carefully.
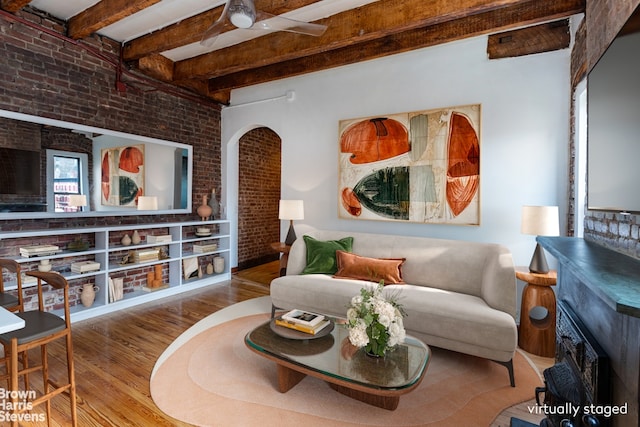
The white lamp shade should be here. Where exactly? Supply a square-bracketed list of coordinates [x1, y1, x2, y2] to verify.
[138, 196, 158, 210]
[68, 194, 87, 207]
[279, 200, 304, 220]
[521, 205, 559, 236]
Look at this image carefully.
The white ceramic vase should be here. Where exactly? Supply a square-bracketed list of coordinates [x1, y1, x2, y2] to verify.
[38, 259, 52, 272]
[213, 256, 225, 274]
[131, 230, 141, 245]
[80, 283, 99, 307]
[121, 233, 132, 246]
[208, 189, 220, 220]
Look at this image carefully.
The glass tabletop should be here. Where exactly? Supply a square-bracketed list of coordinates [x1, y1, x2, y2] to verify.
[245, 318, 430, 390]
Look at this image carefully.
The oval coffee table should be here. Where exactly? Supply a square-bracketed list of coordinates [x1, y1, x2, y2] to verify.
[245, 318, 430, 410]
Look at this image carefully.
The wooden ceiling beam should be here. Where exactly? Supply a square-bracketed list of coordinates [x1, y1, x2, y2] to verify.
[487, 19, 571, 59]
[122, 0, 324, 61]
[206, 0, 584, 95]
[68, 0, 161, 40]
[174, 0, 535, 81]
[136, 54, 230, 103]
[0, 0, 31, 13]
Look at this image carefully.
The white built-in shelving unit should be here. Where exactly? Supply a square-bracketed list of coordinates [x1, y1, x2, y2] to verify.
[0, 220, 230, 321]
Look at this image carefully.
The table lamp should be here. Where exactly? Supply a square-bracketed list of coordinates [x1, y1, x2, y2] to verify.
[279, 200, 304, 246]
[137, 196, 158, 210]
[521, 205, 559, 274]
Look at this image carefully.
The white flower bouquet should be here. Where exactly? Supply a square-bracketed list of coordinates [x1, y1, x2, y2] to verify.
[346, 281, 406, 357]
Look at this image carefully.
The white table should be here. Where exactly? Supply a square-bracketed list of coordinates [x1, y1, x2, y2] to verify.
[0, 307, 25, 334]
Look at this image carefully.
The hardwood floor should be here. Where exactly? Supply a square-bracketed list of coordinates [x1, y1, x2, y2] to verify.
[5, 261, 552, 426]
[6, 274, 271, 426]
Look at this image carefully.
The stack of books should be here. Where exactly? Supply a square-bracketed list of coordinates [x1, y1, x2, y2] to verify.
[147, 235, 172, 244]
[131, 248, 160, 263]
[275, 309, 331, 335]
[71, 261, 100, 274]
[20, 245, 60, 258]
[193, 242, 218, 253]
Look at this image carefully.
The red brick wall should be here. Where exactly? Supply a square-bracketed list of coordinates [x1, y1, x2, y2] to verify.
[0, 9, 222, 309]
[570, 0, 640, 257]
[237, 127, 281, 269]
[0, 9, 221, 229]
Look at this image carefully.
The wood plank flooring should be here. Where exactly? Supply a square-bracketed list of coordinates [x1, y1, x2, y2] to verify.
[3, 261, 553, 426]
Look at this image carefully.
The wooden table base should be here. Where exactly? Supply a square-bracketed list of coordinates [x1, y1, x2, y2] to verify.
[277, 364, 306, 392]
[276, 363, 400, 410]
[328, 383, 400, 410]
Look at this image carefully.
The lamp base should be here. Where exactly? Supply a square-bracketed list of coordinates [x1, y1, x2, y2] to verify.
[284, 221, 296, 246]
[529, 243, 550, 274]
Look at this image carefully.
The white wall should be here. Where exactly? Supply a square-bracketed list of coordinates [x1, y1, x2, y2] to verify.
[222, 35, 570, 279]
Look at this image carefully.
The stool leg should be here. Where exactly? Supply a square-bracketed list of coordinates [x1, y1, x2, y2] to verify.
[22, 350, 29, 391]
[1, 345, 8, 389]
[10, 339, 19, 427]
[66, 333, 77, 427]
[41, 343, 51, 426]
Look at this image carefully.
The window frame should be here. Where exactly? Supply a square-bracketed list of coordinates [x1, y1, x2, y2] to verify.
[46, 149, 89, 213]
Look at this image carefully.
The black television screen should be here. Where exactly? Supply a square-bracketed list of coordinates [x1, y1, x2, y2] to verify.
[0, 147, 41, 195]
[587, 6, 640, 212]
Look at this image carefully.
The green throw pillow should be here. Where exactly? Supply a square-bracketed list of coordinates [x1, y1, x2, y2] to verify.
[302, 235, 354, 275]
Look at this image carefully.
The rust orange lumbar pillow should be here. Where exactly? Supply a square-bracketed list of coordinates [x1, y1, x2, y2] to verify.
[334, 250, 405, 284]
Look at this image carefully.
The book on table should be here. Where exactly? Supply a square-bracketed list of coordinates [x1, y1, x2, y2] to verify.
[281, 309, 325, 327]
[274, 317, 331, 335]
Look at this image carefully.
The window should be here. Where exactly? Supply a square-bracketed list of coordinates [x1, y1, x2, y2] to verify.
[46, 150, 89, 213]
[574, 81, 587, 237]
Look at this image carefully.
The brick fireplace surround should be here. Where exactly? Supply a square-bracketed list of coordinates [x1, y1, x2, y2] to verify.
[539, 236, 640, 427]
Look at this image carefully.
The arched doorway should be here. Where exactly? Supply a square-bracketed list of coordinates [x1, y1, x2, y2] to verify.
[236, 127, 282, 270]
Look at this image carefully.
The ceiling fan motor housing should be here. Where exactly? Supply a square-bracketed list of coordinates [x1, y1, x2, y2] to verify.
[228, 0, 256, 28]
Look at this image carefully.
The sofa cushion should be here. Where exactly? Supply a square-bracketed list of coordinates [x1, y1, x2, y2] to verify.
[384, 284, 517, 354]
[301, 235, 354, 275]
[334, 250, 405, 284]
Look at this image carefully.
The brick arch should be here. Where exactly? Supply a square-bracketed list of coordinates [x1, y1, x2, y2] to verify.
[237, 127, 281, 269]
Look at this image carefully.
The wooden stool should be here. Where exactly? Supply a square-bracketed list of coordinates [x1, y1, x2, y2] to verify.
[0, 271, 77, 426]
[270, 242, 291, 277]
[516, 267, 557, 358]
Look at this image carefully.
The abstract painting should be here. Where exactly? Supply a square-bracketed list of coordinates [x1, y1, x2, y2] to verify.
[339, 104, 480, 225]
[101, 145, 145, 207]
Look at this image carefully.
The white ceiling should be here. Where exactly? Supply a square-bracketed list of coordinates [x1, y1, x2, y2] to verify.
[28, 0, 381, 61]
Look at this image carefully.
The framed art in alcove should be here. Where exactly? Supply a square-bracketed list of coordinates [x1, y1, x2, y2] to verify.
[338, 104, 481, 225]
[101, 144, 145, 207]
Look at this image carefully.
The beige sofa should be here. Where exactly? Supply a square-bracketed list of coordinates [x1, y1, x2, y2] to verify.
[270, 230, 518, 386]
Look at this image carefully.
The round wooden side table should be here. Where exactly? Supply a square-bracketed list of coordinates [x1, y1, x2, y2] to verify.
[516, 266, 557, 358]
[270, 242, 291, 277]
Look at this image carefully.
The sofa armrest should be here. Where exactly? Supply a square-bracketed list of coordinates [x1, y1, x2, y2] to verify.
[284, 237, 308, 275]
[480, 248, 517, 319]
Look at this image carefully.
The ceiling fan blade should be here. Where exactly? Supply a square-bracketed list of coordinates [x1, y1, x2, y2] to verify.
[254, 11, 327, 37]
[200, 1, 233, 47]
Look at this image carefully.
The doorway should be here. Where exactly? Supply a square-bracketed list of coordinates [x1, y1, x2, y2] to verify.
[236, 127, 282, 270]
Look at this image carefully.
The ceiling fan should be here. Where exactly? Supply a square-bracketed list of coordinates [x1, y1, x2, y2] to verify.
[200, 0, 328, 47]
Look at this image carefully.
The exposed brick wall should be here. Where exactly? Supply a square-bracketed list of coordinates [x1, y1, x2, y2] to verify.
[0, 8, 222, 226]
[570, 0, 640, 258]
[237, 127, 281, 269]
[0, 9, 222, 309]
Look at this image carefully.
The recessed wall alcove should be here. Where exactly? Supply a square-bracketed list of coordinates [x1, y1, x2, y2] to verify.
[237, 126, 282, 270]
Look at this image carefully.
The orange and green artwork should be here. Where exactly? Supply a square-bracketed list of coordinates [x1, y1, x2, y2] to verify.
[101, 145, 145, 207]
[338, 104, 480, 225]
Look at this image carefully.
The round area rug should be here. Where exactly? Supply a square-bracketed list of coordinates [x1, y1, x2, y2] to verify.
[151, 297, 542, 427]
